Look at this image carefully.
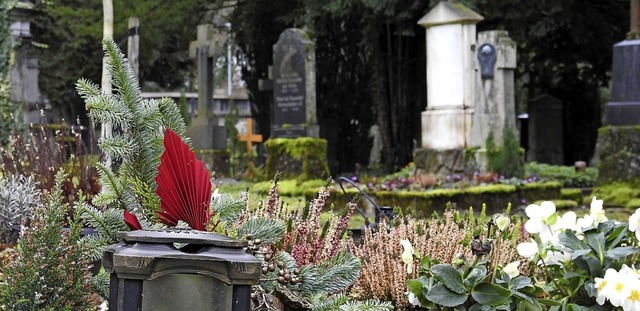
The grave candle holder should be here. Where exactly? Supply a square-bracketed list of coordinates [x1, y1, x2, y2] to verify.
[103, 228, 261, 311]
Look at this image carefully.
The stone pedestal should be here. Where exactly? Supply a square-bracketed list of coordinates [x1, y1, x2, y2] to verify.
[605, 39, 640, 125]
[420, 108, 473, 150]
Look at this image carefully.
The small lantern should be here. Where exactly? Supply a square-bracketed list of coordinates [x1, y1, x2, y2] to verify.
[103, 229, 261, 311]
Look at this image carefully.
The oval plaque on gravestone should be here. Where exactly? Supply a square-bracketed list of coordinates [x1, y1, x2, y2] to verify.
[273, 29, 308, 137]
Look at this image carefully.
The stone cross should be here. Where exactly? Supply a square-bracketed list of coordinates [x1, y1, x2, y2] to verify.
[187, 24, 226, 149]
[238, 118, 263, 154]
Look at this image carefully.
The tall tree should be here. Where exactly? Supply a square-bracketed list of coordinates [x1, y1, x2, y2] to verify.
[31, 0, 212, 126]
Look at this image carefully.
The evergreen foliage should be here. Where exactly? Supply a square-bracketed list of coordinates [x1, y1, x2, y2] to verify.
[485, 125, 524, 178]
[0, 170, 93, 310]
[76, 38, 189, 217]
[75, 39, 190, 286]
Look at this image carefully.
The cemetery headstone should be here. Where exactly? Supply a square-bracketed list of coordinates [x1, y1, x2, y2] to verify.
[187, 24, 227, 149]
[414, 1, 483, 174]
[271, 28, 318, 138]
[9, 3, 47, 125]
[528, 94, 563, 165]
[605, 0, 640, 126]
[469, 30, 517, 147]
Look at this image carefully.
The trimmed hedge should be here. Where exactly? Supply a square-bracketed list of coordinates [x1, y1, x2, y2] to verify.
[303, 181, 562, 216]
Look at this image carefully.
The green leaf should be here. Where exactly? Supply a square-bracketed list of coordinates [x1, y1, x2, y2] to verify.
[605, 246, 640, 260]
[471, 283, 511, 306]
[585, 231, 605, 259]
[605, 224, 627, 249]
[509, 276, 531, 290]
[559, 231, 589, 250]
[464, 265, 487, 288]
[570, 249, 591, 260]
[407, 279, 424, 296]
[426, 284, 468, 307]
[431, 264, 466, 294]
[538, 299, 562, 306]
[421, 255, 432, 271]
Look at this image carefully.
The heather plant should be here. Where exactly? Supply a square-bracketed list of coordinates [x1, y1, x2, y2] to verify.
[0, 174, 39, 245]
[348, 205, 526, 309]
[232, 178, 390, 310]
[0, 119, 100, 204]
[0, 170, 93, 310]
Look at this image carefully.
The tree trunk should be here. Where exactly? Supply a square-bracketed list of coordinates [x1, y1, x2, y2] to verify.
[101, 0, 113, 169]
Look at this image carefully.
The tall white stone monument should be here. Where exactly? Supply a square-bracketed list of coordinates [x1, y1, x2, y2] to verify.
[414, 1, 483, 174]
[418, 1, 482, 150]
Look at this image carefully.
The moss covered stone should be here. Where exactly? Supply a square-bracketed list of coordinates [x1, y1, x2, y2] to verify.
[592, 181, 640, 208]
[264, 137, 330, 181]
[596, 126, 640, 183]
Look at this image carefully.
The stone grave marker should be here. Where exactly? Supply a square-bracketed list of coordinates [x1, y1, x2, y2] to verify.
[470, 30, 517, 147]
[186, 24, 227, 149]
[528, 94, 563, 165]
[414, 1, 483, 174]
[271, 28, 318, 138]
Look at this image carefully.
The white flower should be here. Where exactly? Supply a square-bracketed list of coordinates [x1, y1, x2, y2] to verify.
[503, 261, 520, 278]
[517, 240, 539, 259]
[524, 201, 557, 234]
[624, 287, 640, 311]
[407, 292, 420, 306]
[553, 211, 577, 231]
[589, 196, 607, 224]
[629, 209, 640, 241]
[543, 250, 571, 266]
[99, 301, 109, 311]
[607, 268, 628, 307]
[400, 239, 415, 274]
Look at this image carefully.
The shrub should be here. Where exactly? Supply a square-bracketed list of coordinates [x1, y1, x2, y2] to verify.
[526, 162, 597, 188]
[0, 171, 93, 310]
[486, 125, 524, 179]
[0, 175, 40, 245]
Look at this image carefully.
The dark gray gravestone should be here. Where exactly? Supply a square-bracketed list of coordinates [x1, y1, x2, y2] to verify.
[606, 39, 640, 125]
[528, 94, 564, 165]
[187, 24, 227, 149]
[272, 28, 318, 138]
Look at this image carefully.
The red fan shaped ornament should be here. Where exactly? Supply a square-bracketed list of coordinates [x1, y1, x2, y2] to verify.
[154, 129, 212, 230]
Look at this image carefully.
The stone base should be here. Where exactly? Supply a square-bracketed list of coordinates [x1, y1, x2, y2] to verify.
[421, 108, 472, 150]
[264, 137, 329, 181]
[595, 125, 640, 183]
[605, 102, 640, 125]
[413, 148, 467, 175]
